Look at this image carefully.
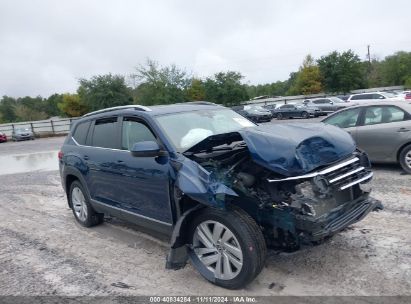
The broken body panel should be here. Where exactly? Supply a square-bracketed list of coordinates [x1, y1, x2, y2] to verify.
[168, 123, 378, 268]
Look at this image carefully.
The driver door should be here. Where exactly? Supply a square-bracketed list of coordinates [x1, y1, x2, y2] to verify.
[113, 116, 173, 224]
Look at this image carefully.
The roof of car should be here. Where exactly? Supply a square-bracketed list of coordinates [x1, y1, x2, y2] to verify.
[338, 101, 411, 111]
[82, 101, 226, 118]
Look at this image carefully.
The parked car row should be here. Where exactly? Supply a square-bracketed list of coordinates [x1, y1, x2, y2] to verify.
[0, 128, 35, 143]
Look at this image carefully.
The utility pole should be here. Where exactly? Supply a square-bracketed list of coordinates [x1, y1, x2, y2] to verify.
[367, 45, 371, 64]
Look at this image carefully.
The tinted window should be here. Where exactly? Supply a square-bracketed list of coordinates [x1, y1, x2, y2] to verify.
[351, 94, 369, 100]
[324, 108, 361, 128]
[121, 118, 157, 150]
[91, 117, 118, 149]
[373, 93, 385, 100]
[72, 121, 90, 145]
[313, 99, 325, 104]
[280, 105, 292, 109]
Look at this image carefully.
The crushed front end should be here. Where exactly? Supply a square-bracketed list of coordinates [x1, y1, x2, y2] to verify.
[179, 123, 381, 250]
[261, 151, 378, 247]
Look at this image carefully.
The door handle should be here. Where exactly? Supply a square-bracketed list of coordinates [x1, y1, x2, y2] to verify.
[83, 155, 89, 160]
[397, 128, 411, 133]
[116, 160, 124, 163]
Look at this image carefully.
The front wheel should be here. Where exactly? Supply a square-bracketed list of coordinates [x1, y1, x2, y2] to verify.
[188, 207, 266, 289]
[399, 144, 411, 174]
[277, 113, 283, 120]
[301, 111, 308, 119]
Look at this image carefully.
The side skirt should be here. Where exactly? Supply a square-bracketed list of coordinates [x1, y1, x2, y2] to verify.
[90, 199, 173, 237]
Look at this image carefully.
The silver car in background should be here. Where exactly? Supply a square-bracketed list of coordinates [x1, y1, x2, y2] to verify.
[322, 102, 411, 173]
[12, 128, 35, 141]
[303, 97, 349, 114]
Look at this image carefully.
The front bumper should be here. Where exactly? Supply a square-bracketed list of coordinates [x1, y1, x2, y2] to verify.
[295, 195, 380, 242]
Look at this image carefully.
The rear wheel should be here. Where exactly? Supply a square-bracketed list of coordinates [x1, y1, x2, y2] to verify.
[188, 207, 266, 289]
[69, 180, 104, 227]
[399, 144, 411, 174]
[301, 111, 308, 119]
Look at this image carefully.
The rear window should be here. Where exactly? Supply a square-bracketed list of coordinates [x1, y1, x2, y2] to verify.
[72, 121, 91, 145]
[91, 117, 118, 149]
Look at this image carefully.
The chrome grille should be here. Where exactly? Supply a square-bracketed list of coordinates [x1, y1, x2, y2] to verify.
[321, 157, 372, 191]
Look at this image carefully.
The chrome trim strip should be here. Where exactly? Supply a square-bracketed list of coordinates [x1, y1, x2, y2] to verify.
[72, 136, 129, 152]
[320, 157, 359, 174]
[267, 157, 359, 182]
[91, 199, 173, 226]
[329, 166, 365, 183]
[339, 172, 373, 190]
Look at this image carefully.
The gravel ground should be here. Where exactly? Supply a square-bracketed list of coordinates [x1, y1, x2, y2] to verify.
[0, 131, 410, 296]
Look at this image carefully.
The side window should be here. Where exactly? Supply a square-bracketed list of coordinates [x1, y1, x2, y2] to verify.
[351, 95, 360, 100]
[383, 106, 406, 123]
[91, 117, 118, 149]
[364, 107, 383, 125]
[313, 99, 322, 104]
[324, 108, 361, 128]
[373, 94, 385, 100]
[121, 118, 157, 150]
[72, 121, 90, 145]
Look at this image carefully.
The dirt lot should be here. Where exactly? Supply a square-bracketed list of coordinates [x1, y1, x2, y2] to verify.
[0, 135, 410, 296]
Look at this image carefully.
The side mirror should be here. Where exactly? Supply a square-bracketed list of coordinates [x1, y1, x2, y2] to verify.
[130, 141, 167, 157]
[329, 101, 334, 104]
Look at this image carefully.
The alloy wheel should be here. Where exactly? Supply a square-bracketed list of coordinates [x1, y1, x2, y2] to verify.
[405, 151, 411, 169]
[72, 187, 88, 222]
[192, 220, 243, 280]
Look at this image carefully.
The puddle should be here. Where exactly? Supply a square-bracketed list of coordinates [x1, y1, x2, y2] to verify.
[0, 151, 59, 175]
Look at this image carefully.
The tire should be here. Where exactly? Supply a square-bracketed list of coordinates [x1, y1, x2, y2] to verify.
[399, 144, 411, 174]
[68, 180, 104, 227]
[301, 111, 308, 119]
[188, 207, 266, 289]
[277, 113, 283, 120]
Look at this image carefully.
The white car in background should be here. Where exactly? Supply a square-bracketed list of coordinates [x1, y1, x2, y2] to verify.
[346, 92, 403, 105]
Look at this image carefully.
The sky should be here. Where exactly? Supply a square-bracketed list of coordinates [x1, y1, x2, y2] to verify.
[0, 0, 410, 97]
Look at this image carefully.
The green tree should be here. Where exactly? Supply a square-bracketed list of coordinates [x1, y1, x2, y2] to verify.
[318, 50, 365, 93]
[14, 104, 48, 121]
[186, 78, 206, 101]
[132, 59, 190, 105]
[379, 51, 411, 86]
[204, 71, 249, 105]
[45, 93, 64, 117]
[0, 96, 18, 122]
[58, 94, 88, 117]
[289, 55, 323, 95]
[78, 74, 133, 111]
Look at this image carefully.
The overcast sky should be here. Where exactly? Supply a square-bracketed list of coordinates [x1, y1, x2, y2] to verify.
[1, 0, 410, 97]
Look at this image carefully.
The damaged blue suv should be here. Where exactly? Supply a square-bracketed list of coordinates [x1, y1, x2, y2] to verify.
[59, 102, 379, 289]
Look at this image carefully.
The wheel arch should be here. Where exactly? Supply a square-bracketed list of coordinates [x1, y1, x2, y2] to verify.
[396, 142, 411, 162]
[63, 167, 90, 208]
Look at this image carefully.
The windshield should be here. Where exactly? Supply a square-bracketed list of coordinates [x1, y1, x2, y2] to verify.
[16, 128, 30, 133]
[155, 109, 255, 151]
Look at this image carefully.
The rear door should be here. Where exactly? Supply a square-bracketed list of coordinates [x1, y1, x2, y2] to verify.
[356, 105, 411, 161]
[85, 116, 122, 206]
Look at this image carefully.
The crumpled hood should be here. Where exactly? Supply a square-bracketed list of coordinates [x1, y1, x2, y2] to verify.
[185, 123, 356, 177]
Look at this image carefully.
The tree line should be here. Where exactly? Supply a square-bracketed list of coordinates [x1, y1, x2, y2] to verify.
[1, 50, 410, 123]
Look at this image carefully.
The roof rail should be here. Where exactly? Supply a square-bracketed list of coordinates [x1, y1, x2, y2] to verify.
[185, 101, 217, 106]
[83, 105, 151, 117]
